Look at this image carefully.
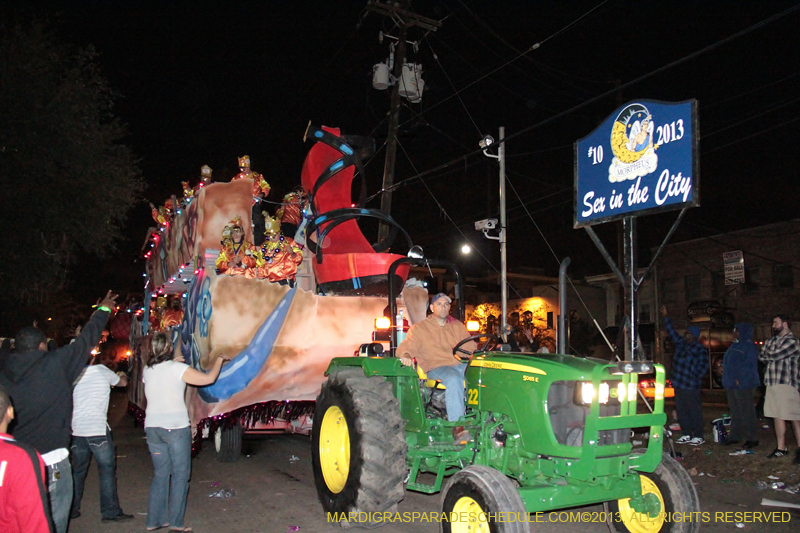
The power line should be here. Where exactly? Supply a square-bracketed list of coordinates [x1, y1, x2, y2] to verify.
[395, 138, 528, 300]
[703, 115, 800, 155]
[374, 3, 800, 202]
[457, 0, 612, 87]
[703, 94, 800, 139]
[497, 3, 800, 152]
[427, 41, 483, 136]
[395, 0, 612, 124]
[703, 72, 799, 110]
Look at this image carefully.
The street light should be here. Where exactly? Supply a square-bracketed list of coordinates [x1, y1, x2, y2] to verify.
[479, 128, 508, 340]
[461, 243, 471, 254]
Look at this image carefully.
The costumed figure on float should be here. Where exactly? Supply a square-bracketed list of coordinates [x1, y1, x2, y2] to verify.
[193, 165, 213, 196]
[256, 213, 303, 286]
[159, 296, 184, 330]
[231, 155, 271, 199]
[215, 216, 258, 278]
[278, 189, 308, 238]
[150, 296, 168, 332]
[181, 181, 194, 205]
[149, 198, 174, 227]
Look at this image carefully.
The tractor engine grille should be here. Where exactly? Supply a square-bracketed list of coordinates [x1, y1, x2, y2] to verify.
[546, 381, 630, 448]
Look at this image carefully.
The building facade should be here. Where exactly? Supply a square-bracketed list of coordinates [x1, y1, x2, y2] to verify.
[586, 219, 800, 386]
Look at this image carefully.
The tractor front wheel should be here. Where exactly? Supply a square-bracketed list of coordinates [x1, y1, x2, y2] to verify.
[441, 466, 528, 533]
[607, 452, 699, 533]
[312, 368, 407, 528]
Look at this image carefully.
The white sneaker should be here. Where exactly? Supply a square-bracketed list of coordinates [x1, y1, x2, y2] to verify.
[688, 437, 705, 446]
[676, 435, 692, 444]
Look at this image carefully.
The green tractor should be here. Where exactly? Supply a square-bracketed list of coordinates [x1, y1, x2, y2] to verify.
[311, 258, 699, 532]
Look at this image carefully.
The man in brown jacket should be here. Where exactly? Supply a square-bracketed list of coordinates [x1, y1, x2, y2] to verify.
[397, 293, 476, 443]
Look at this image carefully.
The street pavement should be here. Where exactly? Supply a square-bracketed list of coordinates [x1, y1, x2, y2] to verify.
[65, 389, 798, 533]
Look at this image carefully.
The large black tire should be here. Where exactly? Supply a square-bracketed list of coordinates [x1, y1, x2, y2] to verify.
[607, 452, 700, 533]
[441, 466, 528, 533]
[312, 368, 407, 528]
[214, 421, 243, 463]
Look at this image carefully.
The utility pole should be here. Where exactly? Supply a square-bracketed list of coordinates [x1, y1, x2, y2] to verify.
[364, 1, 440, 242]
[377, 20, 407, 243]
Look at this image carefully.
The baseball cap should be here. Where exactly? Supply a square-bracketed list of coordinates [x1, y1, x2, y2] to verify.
[430, 293, 452, 305]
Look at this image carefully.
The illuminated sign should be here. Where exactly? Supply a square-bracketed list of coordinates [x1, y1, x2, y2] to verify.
[575, 99, 698, 227]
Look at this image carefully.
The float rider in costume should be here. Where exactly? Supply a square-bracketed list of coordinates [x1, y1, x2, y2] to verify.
[278, 189, 308, 239]
[215, 216, 257, 278]
[180, 181, 194, 206]
[231, 155, 270, 199]
[192, 165, 213, 196]
[149, 198, 174, 227]
[159, 297, 184, 331]
[256, 213, 302, 286]
[231, 155, 271, 244]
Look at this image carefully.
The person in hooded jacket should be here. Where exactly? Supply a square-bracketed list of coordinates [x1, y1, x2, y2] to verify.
[0, 291, 117, 533]
[722, 323, 760, 448]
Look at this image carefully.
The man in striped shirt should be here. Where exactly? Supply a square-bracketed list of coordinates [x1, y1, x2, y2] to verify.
[759, 314, 800, 462]
[70, 347, 133, 523]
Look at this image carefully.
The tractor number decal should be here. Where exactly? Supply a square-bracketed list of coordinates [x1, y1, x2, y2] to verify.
[522, 375, 539, 382]
[467, 388, 479, 405]
[470, 359, 547, 375]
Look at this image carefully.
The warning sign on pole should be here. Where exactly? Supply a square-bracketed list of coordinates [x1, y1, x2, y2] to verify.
[723, 250, 745, 285]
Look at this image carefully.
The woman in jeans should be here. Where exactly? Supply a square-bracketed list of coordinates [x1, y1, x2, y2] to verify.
[143, 333, 229, 532]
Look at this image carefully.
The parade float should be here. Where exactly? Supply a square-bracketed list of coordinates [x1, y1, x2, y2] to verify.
[129, 125, 415, 460]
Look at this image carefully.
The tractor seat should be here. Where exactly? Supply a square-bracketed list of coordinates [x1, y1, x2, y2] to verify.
[415, 365, 446, 390]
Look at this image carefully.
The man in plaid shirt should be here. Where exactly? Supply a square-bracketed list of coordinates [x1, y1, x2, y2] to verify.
[661, 306, 709, 445]
[759, 314, 800, 463]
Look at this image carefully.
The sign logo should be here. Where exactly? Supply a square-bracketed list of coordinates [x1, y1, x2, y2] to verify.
[575, 99, 698, 227]
[609, 104, 659, 183]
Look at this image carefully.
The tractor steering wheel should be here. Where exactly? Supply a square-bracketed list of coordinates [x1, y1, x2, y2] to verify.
[452, 334, 500, 361]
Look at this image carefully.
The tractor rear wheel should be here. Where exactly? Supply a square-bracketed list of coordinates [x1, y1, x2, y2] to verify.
[607, 452, 699, 533]
[441, 466, 528, 533]
[312, 368, 407, 528]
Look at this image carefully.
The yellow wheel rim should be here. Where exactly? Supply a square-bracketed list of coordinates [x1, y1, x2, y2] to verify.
[617, 476, 665, 533]
[451, 496, 490, 533]
[319, 405, 350, 493]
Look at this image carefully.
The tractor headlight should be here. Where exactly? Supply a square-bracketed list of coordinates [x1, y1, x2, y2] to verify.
[576, 381, 633, 404]
[579, 382, 609, 404]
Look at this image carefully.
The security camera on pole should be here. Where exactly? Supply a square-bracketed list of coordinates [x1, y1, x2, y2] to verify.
[478, 128, 509, 341]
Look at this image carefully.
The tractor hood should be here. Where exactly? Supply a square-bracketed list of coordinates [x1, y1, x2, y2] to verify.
[469, 352, 618, 382]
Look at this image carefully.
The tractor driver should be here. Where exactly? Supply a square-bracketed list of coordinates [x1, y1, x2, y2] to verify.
[397, 293, 476, 444]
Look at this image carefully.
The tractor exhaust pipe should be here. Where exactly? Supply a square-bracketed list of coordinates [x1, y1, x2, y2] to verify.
[558, 257, 570, 354]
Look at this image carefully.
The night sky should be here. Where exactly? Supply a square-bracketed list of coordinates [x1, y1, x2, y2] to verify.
[15, 0, 800, 298]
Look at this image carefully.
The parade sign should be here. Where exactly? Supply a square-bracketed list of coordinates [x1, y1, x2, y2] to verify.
[723, 250, 745, 285]
[574, 99, 698, 227]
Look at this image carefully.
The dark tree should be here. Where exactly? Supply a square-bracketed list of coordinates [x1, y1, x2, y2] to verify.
[0, 21, 143, 331]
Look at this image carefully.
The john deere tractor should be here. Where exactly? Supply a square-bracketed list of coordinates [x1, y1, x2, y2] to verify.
[311, 258, 699, 532]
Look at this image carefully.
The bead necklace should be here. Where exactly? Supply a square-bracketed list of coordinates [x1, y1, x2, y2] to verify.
[261, 236, 285, 263]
